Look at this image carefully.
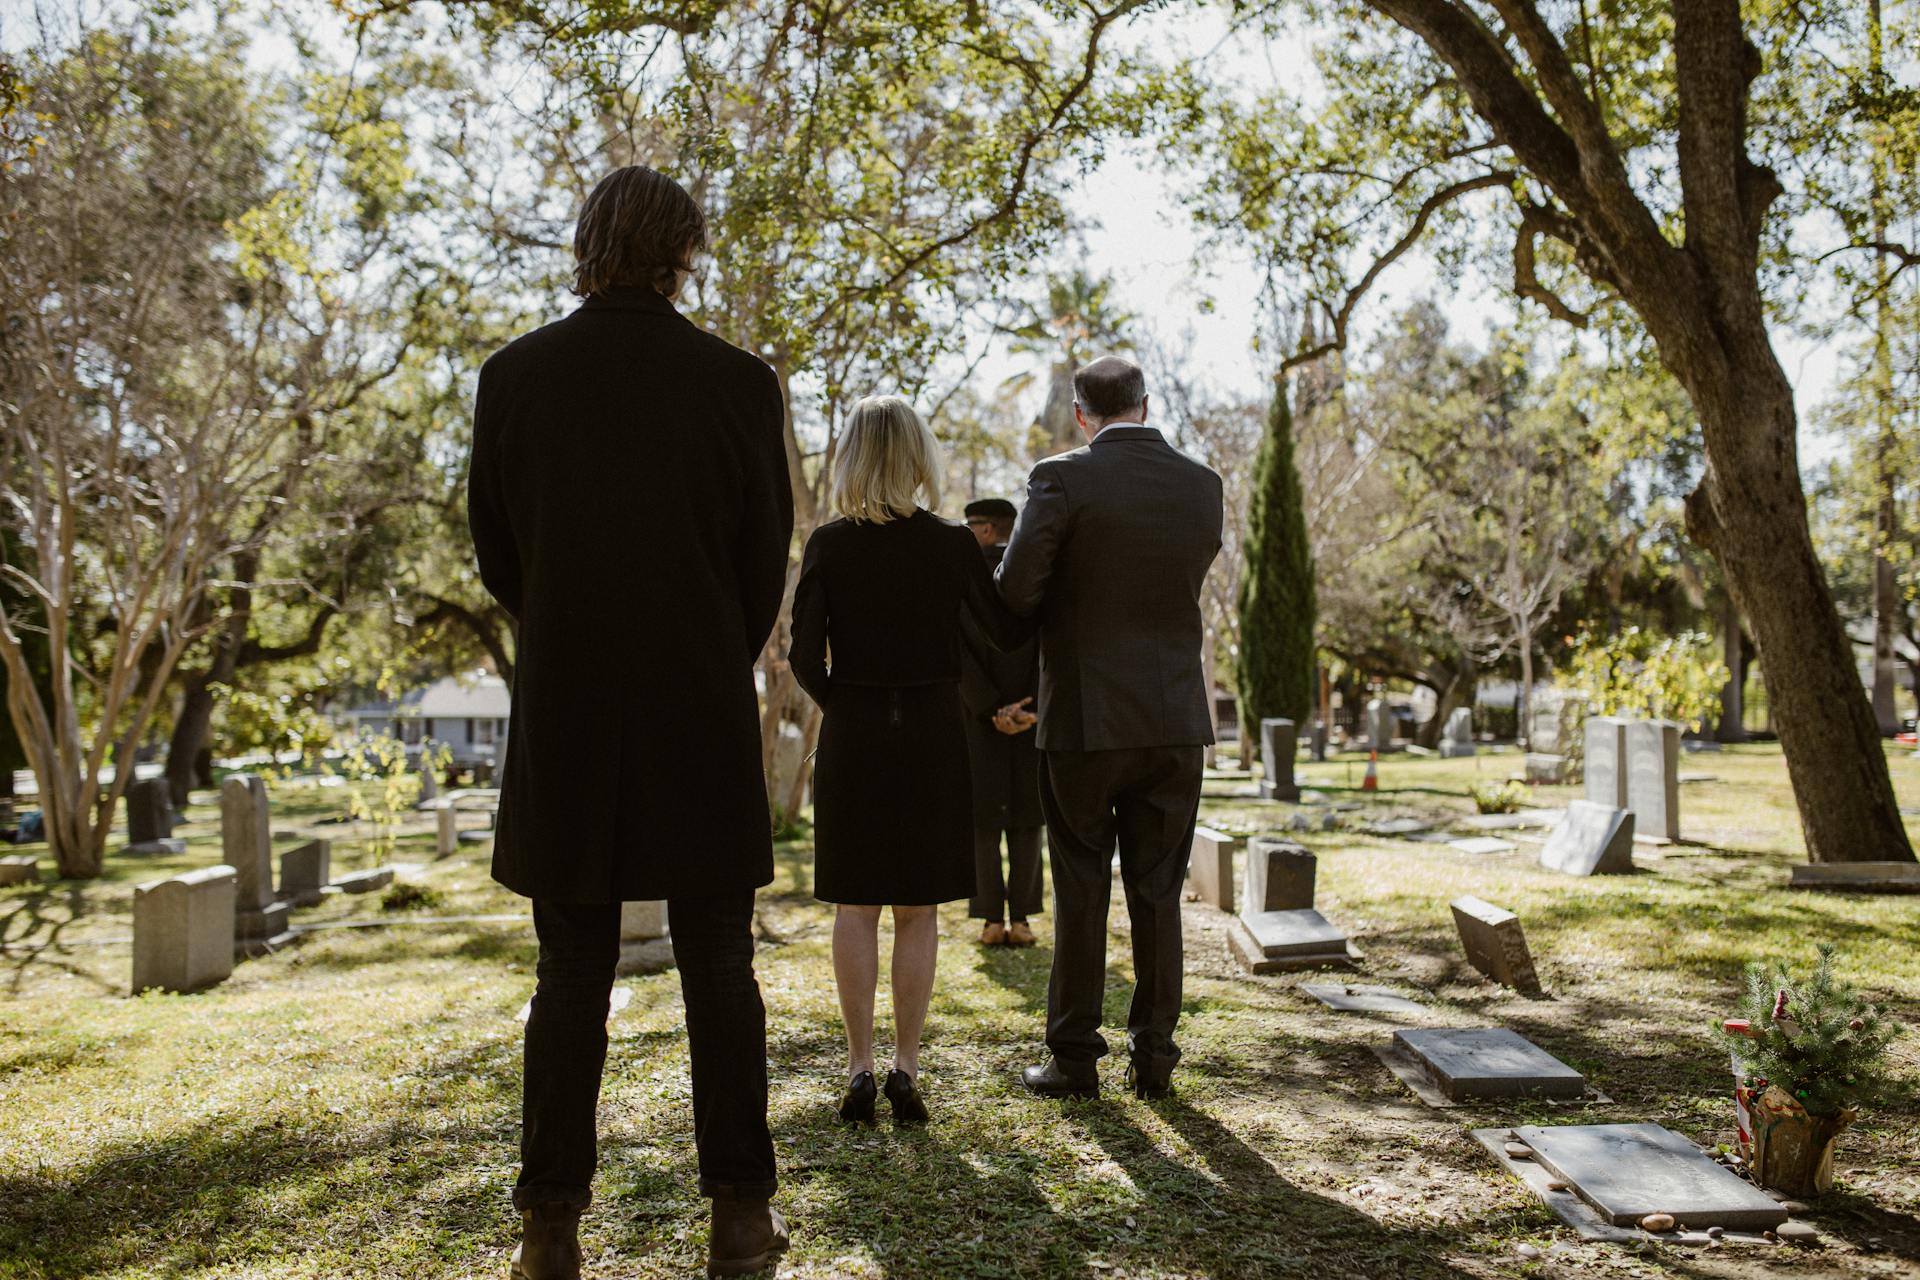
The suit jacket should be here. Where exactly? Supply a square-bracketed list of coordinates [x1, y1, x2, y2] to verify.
[959, 543, 1044, 827]
[996, 425, 1224, 753]
[468, 286, 792, 902]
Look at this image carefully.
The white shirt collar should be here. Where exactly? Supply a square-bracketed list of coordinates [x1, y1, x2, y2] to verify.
[1091, 421, 1150, 443]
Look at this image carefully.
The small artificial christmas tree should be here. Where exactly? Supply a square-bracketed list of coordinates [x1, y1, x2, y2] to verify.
[1720, 943, 1902, 1117]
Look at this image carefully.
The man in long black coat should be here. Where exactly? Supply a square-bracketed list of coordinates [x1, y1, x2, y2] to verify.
[997, 356, 1224, 1103]
[960, 498, 1045, 946]
[469, 166, 793, 1280]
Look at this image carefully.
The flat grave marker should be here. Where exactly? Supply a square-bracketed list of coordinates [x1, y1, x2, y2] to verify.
[1229, 908, 1355, 974]
[1514, 1123, 1790, 1230]
[333, 866, 395, 895]
[1301, 983, 1426, 1014]
[1386, 1027, 1584, 1102]
[1364, 817, 1432, 838]
[1448, 836, 1516, 855]
[1788, 861, 1920, 894]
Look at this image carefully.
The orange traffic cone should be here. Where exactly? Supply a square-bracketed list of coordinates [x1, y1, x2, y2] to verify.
[1361, 750, 1379, 792]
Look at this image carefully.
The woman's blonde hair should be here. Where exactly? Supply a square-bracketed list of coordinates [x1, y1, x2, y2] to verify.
[829, 395, 944, 524]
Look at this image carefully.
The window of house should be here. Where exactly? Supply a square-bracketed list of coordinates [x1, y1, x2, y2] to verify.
[475, 719, 496, 746]
[399, 719, 422, 745]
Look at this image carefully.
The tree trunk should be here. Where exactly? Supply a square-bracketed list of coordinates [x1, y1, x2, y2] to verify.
[1516, 634, 1534, 750]
[1872, 539, 1899, 736]
[165, 673, 217, 808]
[1717, 593, 1748, 743]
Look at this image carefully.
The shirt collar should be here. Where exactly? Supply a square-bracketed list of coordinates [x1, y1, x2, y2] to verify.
[1090, 422, 1160, 444]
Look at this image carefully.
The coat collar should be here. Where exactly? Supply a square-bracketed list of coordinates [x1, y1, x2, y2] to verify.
[1089, 424, 1165, 446]
[579, 286, 683, 317]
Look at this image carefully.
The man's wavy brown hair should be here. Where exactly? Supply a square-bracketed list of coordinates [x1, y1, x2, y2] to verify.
[571, 166, 708, 298]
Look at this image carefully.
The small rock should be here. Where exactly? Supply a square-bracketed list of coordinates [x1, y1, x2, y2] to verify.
[1776, 1221, 1819, 1244]
[1706, 1226, 1724, 1238]
[1640, 1213, 1676, 1233]
[1515, 1243, 1542, 1260]
[1781, 1200, 1809, 1214]
[1505, 1142, 1533, 1159]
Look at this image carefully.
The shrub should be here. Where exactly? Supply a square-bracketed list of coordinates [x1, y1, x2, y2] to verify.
[1471, 780, 1527, 814]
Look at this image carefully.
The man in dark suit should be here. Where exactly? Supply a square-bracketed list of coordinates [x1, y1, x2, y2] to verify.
[469, 166, 793, 1280]
[960, 497, 1045, 948]
[996, 355, 1224, 1101]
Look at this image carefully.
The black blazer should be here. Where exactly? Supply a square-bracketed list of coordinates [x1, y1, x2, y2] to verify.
[959, 543, 1043, 827]
[996, 425, 1224, 752]
[788, 510, 1027, 705]
[468, 287, 792, 901]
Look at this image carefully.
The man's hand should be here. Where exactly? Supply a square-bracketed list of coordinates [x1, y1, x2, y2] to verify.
[993, 696, 1037, 736]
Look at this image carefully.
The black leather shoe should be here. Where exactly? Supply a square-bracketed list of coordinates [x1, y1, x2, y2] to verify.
[884, 1068, 930, 1126]
[508, 1202, 582, 1279]
[1126, 1059, 1173, 1100]
[838, 1070, 877, 1124]
[1021, 1058, 1099, 1099]
[707, 1197, 789, 1278]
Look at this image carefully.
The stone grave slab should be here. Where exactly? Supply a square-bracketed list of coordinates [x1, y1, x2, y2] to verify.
[1186, 826, 1236, 913]
[1302, 983, 1425, 1014]
[1463, 809, 1563, 832]
[1228, 908, 1355, 974]
[334, 866, 395, 894]
[1539, 800, 1635, 876]
[1364, 817, 1432, 837]
[1514, 1123, 1789, 1230]
[458, 829, 491, 844]
[1448, 836, 1516, 855]
[1789, 861, 1920, 894]
[132, 865, 236, 994]
[1243, 838, 1314, 911]
[1625, 719, 1681, 841]
[1524, 753, 1570, 785]
[1450, 896, 1542, 993]
[1390, 1027, 1584, 1101]
[1677, 771, 1718, 785]
[1259, 719, 1300, 801]
[278, 839, 331, 908]
[0, 855, 40, 886]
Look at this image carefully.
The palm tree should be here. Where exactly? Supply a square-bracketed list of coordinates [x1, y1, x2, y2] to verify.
[1001, 269, 1138, 458]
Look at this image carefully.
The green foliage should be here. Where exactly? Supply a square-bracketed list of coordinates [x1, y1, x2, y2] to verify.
[1237, 377, 1317, 749]
[1470, 780, 1527, 815]
[1564, 627, 1729, 731]
[341, 735, 411, 864]
[380, 881, 446, 913]
[1722, 944, 1903, 1118]
[210, 683, 337, 769]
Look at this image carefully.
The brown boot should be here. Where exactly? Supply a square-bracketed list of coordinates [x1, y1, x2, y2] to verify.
[707, 1196, 790, 1278]
[508, 1202, 582, 1280]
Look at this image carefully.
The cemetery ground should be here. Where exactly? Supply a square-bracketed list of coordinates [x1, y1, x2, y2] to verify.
[1, 749, 1917, 1280]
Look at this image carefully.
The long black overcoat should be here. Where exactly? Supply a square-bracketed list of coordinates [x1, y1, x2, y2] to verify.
[959, 543, 1044, 829]
[468, 286, 793, 902]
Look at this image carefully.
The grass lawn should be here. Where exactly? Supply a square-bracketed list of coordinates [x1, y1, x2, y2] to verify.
[2, 744, 1918, 1278]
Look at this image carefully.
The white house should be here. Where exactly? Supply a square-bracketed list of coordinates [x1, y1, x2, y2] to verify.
[338, 672, 511, 769]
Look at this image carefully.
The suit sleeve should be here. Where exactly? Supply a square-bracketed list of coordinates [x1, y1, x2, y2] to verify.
[739, 364, 796, 661]
[994, 461, 1069, 618]
[788, 531, 831, 708]
[467, 361, 522, 619]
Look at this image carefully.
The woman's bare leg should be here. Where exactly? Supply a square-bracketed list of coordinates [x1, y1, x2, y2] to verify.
[889, 904, 939, 1078]
[833, 904, 883, 1078]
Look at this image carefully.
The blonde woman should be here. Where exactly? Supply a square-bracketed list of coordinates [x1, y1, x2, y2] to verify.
[788, 394, 1026, 1126]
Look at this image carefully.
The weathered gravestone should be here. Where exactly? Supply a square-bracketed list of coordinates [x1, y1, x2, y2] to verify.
[1186, 825, 1237, 913]
[1625, 719, 1681, 841]
[1391, 1027, 1585, 1101]
[1301, 983, 1425, 1014]
[617, 900, 675, 976]
[0, 855, 40, 886]
[1583, 717, 1631, 809]
[1512, 1123, 1789, 1229]
[132, 865, 236, 993]
[124, 777, 183, 855]
[278, 839, 331, 908]
[221, 773, 291, 953]
[1450, 895, 1542, 993]
[431, 802, 458, 858]
[1309, 719, 1328, 762]
[333, 866, 395, 894]
[1229, 909, 1353, 974]
[1788, 861, 1920, 893]
[1525, 753, 1571, 785]
[1440, 707, 1476, 758]
[767, 723, 810, 811]
[1244, 837, 1315, 911]
[1259, 719, 1300, 800]
[1367, 699, 1394, 753]
[1539, 800, 1635, 876]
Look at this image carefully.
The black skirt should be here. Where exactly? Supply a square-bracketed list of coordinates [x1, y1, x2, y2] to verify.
[813, 682, 974, 905]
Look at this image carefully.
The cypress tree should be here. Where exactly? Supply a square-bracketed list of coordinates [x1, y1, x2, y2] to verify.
[1237, 373, 1317, 762]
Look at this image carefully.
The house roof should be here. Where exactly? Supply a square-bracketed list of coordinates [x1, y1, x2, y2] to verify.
[397, 673, 511, 718]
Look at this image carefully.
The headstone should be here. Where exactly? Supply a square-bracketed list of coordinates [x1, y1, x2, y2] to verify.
[125, 777, 181, 854]
[1625, 719, 1681, 841]
[1788, 861, 1920, 893]
[767, 722, 809, 812]
[1258, 719, 1300, 800]
[1440, 707, 1475, 758]
[1301, 983, 1425, 1013]
[1243, 837, 1314, 911]
[1186, 825, 1236, 913]
[1583, 717, 1631, 809]
[1392, 1027, 1584, 1101]
[1367, 699, 1394, 753]
[1514, 1123, 1790, 1229]
[1229, 908, 1353, 974]
[1539, 800, 1635, 876]
[435, 803, 457, 858]
[618, 900, 675, 976]
[1450, 895, 1542, 993]
[333, 866, 395, 894]
[278, 839, 331, 908]
[221, 773, 290, 952]
[132, 865, 236, 993]
[1309, 719, 1328, 762]
[1526, 688, 1584, 756]
[0, 854, 40, 886]
[1525, 753, 1570, 785]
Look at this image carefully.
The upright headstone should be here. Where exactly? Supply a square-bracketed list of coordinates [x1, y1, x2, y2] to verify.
[1367, 699, 1394, 753]
[621, 900, 668, 941]
[1309, 719, 1328, 762]
[1539, 800, 1636, 876]
[278, 838, 331, 908]
[132, 865, 236, 993]
[434, 802, 458, 858]
[1440, 707, 1476, 758]
[1259, 719, 1299, 800]
[124, 777, 182, 854]
[767, 723, 809, 812]
[1244, 837, 1315, 911]
[1625, 719, 1681, 841]
[1450, 895, 1542, 993]
[221, 773, 291, 953]
[0, 855, 40, 886]
[1584, 717, 1631, 809]
[1186, 825, 1237, 913]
